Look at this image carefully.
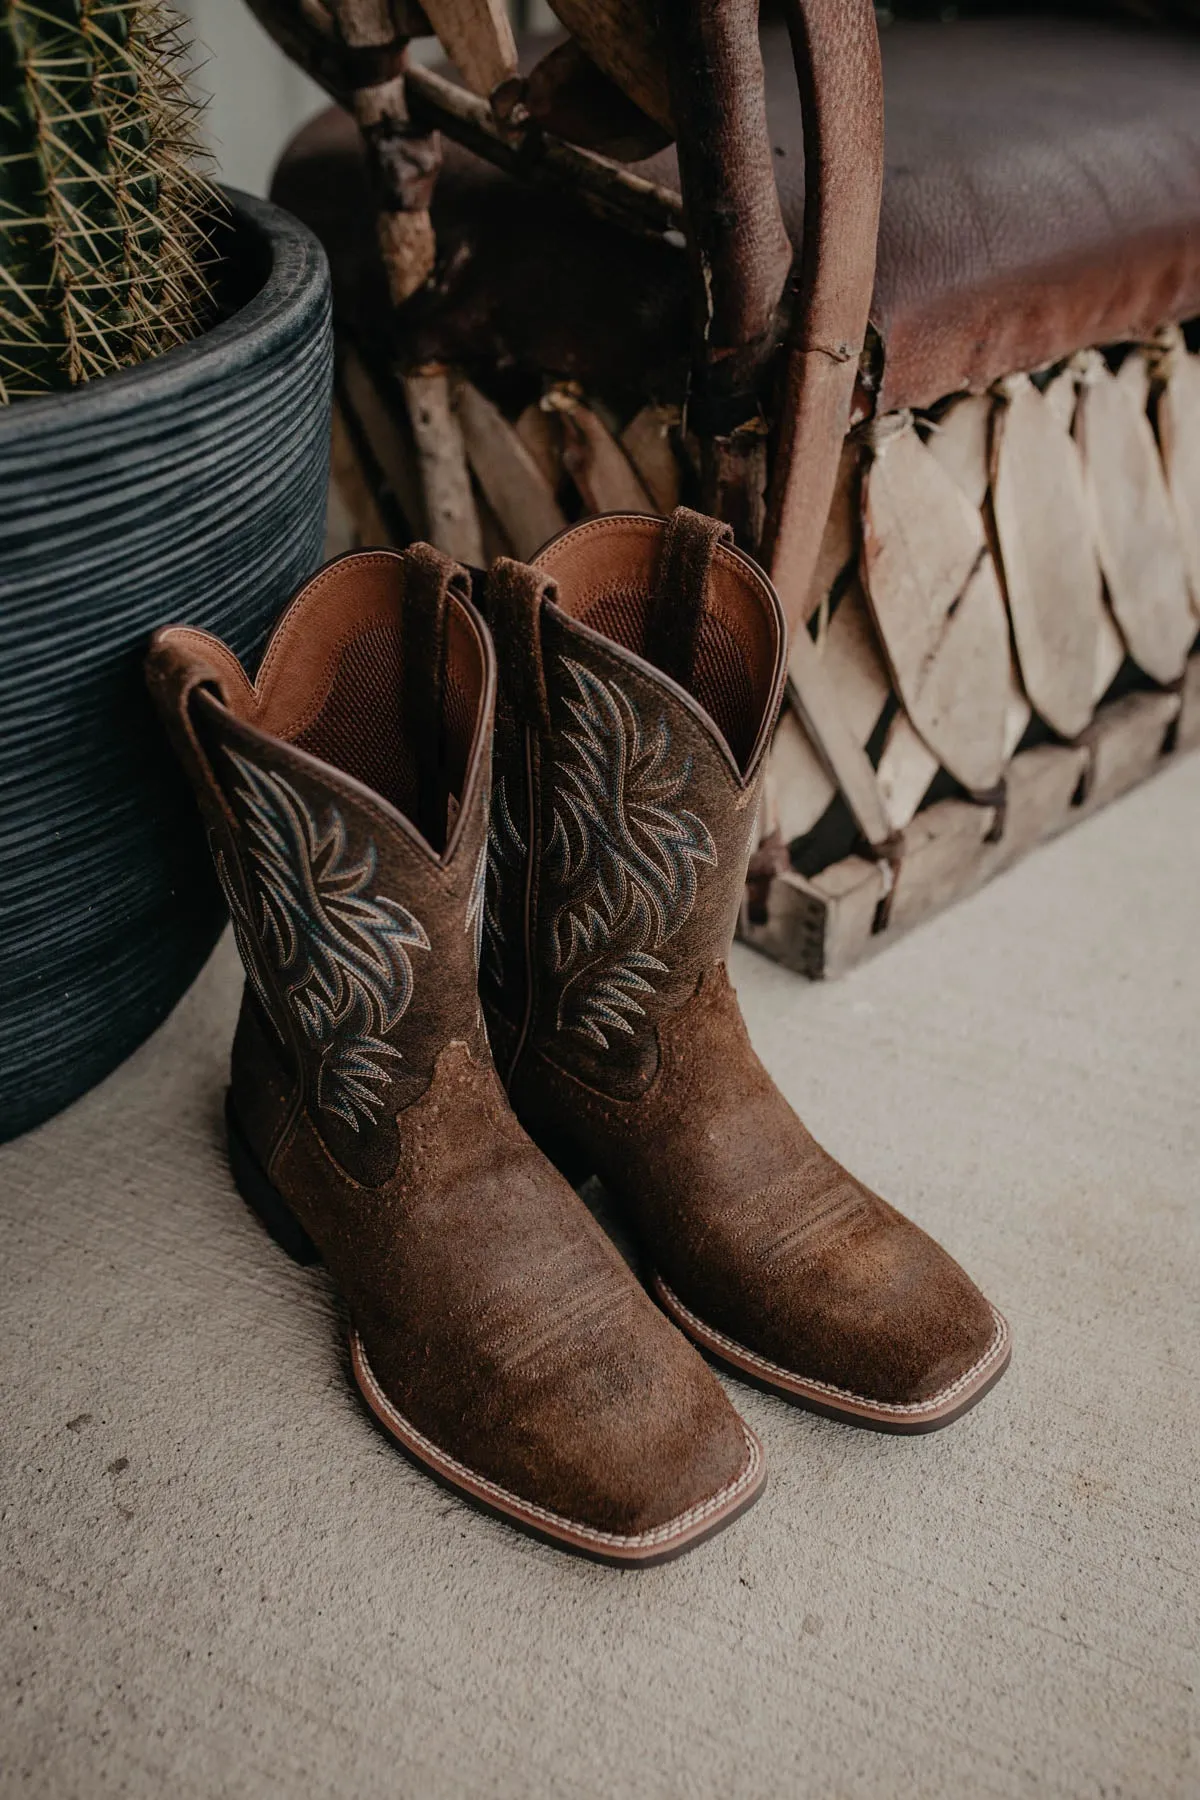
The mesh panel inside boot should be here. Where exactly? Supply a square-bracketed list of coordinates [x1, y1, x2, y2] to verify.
[292, 620, 478, 851]
[579, 587, 756, 765]
[294, 620, 419, 820]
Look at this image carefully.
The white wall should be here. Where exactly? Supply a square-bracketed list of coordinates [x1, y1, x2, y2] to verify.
[181, 1, 326, 197]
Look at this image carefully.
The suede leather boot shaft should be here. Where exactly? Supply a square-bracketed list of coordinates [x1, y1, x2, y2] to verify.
[145, 546, 763, 1561]
[481, 510, 1011, 1431]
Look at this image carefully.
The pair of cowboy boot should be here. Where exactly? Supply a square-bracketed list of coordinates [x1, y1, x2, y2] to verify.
[146, 508, 1008, 1567]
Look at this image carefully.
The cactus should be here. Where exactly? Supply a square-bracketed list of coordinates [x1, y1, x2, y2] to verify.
[0, 0, 218, 403]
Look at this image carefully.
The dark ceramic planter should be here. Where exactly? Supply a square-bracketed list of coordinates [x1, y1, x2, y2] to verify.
[0, 188, 333, 1143]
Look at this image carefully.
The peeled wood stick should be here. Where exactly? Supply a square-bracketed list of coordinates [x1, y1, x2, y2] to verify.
[545, 390, 655, 515]
[406, 64, 685, 240]
[329, 398, 392, 547]
[990, 373, 1113, 738]
[515, 402, 564, 491]
[458, 381, 567, 558]
[1075, 351, 1194, 684]
[656, 0, 791, 539]
[1153, 333, 1200, 618]
[403, 366, 484, 563]
[417, 0, 517, 99]
[862, 416, 1011, 793]
[328, 0, 440, 304]
[924, 394, 992, 510]
[786, 625, 894, 852]
[620, 405, 683, 513]
[876, 712, 938, 832]
[801, 439, 858, 624]
[340, 346, 424, 536]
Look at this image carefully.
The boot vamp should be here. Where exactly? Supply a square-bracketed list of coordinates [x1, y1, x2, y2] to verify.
[274, 1041, 751, 1536]
[525, 966, 1001, 1409]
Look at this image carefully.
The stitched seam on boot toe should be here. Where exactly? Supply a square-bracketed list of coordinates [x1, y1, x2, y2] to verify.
[352, 1332, 762, 1547]
[656, 1279, 1009, 1415]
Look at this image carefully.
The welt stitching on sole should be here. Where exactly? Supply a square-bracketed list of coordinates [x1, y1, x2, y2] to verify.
[351, 1332, 763, 1548]
[655, 1278, 1010, 1415]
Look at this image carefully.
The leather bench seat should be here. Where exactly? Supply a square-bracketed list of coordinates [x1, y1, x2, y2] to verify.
[273, 16, 1200, 413]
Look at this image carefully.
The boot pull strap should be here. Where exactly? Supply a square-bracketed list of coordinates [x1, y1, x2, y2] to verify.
[401, 543, 471, 844]
[144, 628, 248, 842]
[487, 557, 555, 737]
[646, 506, 734, 690]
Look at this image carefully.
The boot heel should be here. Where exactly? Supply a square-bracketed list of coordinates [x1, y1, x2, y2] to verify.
[225, 1094, 321, 1266]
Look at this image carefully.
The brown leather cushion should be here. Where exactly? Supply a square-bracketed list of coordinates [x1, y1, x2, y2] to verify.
[273, 17, 1200, 413]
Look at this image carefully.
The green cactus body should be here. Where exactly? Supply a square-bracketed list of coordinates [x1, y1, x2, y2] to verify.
[0, 0, 217, 403]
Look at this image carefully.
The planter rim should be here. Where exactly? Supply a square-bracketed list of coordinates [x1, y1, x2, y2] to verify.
[0, 187, 327, 445]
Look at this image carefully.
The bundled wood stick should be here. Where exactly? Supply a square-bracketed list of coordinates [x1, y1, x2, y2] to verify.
[1075, 350, 1194, 684]
[990, 373, 1119, 738]
[458, 381, 566, 558]
[418, 0, 517, 100]
[329, 0, 440, 305]
[862, 414, 1011, 794]
[403, 366, 484, 562]
[543, 388, 655, 515]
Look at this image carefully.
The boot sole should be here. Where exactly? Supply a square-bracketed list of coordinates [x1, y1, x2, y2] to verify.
[225, 1098, 766, 1565]
[653, 1274, 1012, 1435]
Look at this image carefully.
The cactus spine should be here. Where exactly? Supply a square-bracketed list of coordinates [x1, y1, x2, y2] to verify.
[0, 0, 217, 403]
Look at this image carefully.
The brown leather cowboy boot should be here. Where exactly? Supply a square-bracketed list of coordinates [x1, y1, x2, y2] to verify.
[481, 509, 1011, 1432]
[144, 546, 764, 1562]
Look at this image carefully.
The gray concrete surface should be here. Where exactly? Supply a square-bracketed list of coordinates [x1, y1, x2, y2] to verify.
[3, 757, 1198, 1800]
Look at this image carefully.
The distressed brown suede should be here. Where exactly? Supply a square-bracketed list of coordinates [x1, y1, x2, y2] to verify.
[482, 511, 1010, 1427]
[145, 547, 761, 1556]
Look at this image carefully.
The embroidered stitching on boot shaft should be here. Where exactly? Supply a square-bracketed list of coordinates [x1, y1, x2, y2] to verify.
[548, 657, 717, 1049]
[219, 749, 429, 1131]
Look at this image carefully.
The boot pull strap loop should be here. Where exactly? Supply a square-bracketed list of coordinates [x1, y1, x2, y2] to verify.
[487, 557, 555, 738]
[401, 543, 471, 844]
[646, 506, 734, 690]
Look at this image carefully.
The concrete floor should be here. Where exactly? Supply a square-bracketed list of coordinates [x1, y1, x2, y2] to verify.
[3, 756, 1197, 1800]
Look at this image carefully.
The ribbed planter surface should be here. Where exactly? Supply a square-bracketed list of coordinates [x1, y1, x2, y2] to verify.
[0, 189, 333, 1142]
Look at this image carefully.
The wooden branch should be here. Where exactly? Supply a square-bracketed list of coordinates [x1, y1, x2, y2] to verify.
[324, 2, 440, 304]
[543, 389, 655, 515]
[1075, 350, 1194, 684]
[340, 346, 424, 535]
[1153, 330, 1200, 622]
[515, 403, 564, 491]
[545, 0, 673, 132]
[990, 373, 1117, 738]
[417, 0, 516, 99]
[329, 399, 391, 549]
[402, 366, 484, 563]
[458, 381, 566, 558]
[620, 405, 683, 513]
[861, 415, 1011, 794]
[406, 64, 685, 240]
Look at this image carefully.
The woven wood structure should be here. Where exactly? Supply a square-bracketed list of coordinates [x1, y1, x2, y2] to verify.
[324, 331, 1200, 975]
[256, 1, 1200, 976]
